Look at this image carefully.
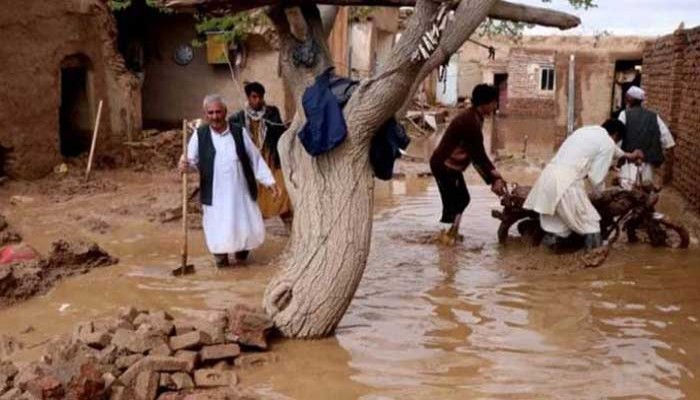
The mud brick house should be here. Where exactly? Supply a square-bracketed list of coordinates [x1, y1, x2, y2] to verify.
[643, 25, 700, 213]
[0, 0, 141, 179]
[133, 10, 290, 129]
[0, 1, 397, 179]
[0, 0, 289, 179]
[453, 35, 648, 158]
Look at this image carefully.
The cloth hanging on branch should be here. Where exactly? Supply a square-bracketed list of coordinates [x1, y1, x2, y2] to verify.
[467, 38, 496, 60]
[412, 1, 458, 62]
[298, 68, 348, 156]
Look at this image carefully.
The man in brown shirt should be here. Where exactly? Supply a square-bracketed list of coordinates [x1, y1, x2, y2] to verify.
[430, 84, 506, 243]
[229, 82, 292, 236]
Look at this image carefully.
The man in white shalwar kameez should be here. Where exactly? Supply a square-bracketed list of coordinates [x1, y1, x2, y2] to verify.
[524, 119, 641, 249]
[180, 94, 279, 267]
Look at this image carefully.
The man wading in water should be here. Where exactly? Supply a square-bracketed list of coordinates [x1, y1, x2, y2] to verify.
[430, 84, 507, 244]
[179, 94, 280, 267]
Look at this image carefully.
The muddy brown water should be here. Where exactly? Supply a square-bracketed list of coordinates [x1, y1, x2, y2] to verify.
[1, 172, 700, 399]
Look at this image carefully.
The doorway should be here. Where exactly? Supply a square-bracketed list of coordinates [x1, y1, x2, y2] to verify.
[494, 73, 509, 113]
[60, 54, 93, 157]
[0, 144, 8, 178]
[611, 59, 642, 118]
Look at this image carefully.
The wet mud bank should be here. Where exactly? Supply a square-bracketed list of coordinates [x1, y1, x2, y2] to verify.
[0, 240, 117, 309]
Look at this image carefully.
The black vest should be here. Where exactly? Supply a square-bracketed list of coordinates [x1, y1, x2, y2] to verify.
[622, 106, 664, 166]
[196, 123, 258, 206]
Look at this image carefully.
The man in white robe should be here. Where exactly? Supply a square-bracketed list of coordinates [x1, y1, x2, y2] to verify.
[179, 94, 279, 267]
[524, 119, 641, 249]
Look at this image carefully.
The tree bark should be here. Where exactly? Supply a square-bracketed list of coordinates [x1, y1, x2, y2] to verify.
[165, 0, 580, 29]
[262, 0, 503, 338]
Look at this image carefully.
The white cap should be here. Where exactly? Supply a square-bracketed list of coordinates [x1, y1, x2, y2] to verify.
[626, 86, 645, 101]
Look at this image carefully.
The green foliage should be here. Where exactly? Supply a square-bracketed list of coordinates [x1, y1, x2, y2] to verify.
[192, 11, 268, 47]
[108, 0, 169, 11]
[541, 0, 597, 10]
[349, 6, 373, 22]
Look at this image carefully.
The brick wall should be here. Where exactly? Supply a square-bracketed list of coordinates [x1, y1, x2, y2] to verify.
[506, 49, 557, 117]
[644, 26, 700, 213]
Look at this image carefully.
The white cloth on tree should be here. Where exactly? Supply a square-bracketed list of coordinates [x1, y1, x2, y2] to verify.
[524, 126, 624, 237]
[617, 110, 675, 188]
[186, 126, 275, 254]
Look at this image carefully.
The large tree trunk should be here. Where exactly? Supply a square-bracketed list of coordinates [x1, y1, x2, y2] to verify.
[263, 0, 498, 338]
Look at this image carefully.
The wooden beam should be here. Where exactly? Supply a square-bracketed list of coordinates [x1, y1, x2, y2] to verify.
[164, 0, 581, 30]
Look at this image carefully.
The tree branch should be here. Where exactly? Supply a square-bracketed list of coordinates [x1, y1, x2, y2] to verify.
[319, 5, 340, 36]
[490, 0, 580, 29]
[165, 0, 580, 30]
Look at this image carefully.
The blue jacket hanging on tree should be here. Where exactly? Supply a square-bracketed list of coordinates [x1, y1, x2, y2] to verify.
[298, 68, 348, 156]
[299, 68, 409, 180]
[370, 118, 410, 180]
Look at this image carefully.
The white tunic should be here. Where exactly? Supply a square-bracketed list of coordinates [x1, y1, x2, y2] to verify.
[523, 126, 624, 237]
[617, 110, 675, 188]
[186, 127, 275, 254]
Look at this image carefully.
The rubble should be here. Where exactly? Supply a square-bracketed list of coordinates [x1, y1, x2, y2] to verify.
[125, 130, 184, 172]
[226, 305, 274, 350]
[0, 216, 21, 248]
[404, 109, 448, 135]
[0, 240, 118, 308]
[0, 305, 277, 399]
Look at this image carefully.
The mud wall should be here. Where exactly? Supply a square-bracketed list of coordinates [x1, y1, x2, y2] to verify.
[643, 26, 700, 213]
[141, 14, 288, 127]
[0, 0, 141, 179]
[458, 36, 646, 156]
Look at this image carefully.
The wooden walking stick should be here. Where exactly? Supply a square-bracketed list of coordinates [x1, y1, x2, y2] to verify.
[84, 100, 103, 182]
[173, 119, 195, 276]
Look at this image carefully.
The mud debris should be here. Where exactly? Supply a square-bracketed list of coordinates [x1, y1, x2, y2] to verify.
[0, 305, 275, 399]
[0, 216, 21, 247]
[0, 240, 118, 308]
[126, 130, 183, 173]
[38, 176, 120, 203]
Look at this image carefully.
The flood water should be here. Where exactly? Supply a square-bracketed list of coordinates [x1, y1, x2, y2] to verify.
[1, 174, 700, 399]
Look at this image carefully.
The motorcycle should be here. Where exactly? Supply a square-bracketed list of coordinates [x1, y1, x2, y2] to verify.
[492, 180, 689, 250]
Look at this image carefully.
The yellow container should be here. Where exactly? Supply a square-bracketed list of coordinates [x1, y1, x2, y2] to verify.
[206, 34, 229, 64]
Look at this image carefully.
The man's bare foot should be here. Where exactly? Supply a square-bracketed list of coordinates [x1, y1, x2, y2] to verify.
[437, 229, 458, 246]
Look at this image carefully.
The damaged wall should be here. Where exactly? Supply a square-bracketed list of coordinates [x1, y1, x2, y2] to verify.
[644, 26, 700, 213]
[141, 13, 288, 127]
[458, 36, 647, 158]
[0, 0, 141, 179]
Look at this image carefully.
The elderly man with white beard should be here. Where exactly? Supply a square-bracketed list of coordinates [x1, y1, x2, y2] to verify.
[179, 94, 280, 267]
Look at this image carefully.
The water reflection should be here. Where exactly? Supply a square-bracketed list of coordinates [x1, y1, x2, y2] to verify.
[0, 175, 699, 399]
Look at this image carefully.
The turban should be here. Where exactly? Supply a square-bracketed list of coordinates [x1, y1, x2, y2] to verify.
[626, 85, 645, 101]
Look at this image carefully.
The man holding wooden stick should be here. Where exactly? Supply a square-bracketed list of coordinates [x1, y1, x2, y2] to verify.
[179, 94, 279, 267]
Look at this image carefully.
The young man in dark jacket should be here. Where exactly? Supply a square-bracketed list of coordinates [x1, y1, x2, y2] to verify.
[229, 82, 293, 231]
[430, 84, 506, 244]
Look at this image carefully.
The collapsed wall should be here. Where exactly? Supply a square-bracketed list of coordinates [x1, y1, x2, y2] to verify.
[0, 0, 141, 179]
[643, 26, 700, 213]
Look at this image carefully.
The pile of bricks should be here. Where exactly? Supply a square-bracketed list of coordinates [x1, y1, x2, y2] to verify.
[0, 304, 274, 400]
[644, 25, 700, 213]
